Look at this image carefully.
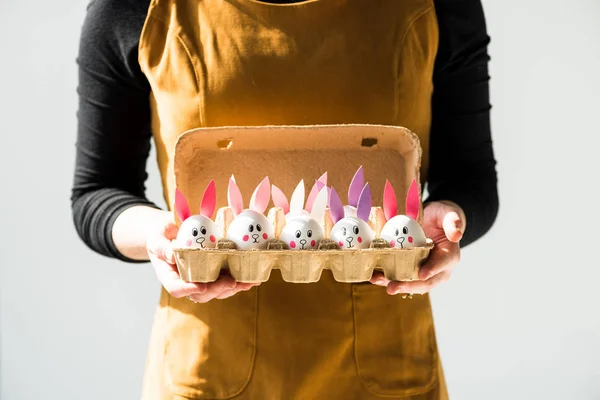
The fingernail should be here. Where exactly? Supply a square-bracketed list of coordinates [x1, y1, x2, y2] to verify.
[393, 286, 404, 294]
[196, 284, 207, 293]
[374, 278, 385, 285]
[225, 282, 237, 289]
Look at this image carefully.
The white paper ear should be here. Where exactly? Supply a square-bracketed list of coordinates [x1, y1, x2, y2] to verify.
[310, 187, 328, 220]
[289, 179, 305, 214]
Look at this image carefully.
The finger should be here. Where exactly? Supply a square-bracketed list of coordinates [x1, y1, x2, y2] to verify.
[187, 275, 239, 303]
[387, 271, 451, 295]
[147, 233, 174, 262]
[418, 241, 460, 280]
[369, 271, 391, 287]
[443, 211, 463, 243]
[150, 253, 208, 298]
[215, 283, 258, 300]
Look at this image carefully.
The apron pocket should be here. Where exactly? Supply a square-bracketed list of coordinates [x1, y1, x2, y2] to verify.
[352, 283, 438, 397]
[164, 288, 258, 399]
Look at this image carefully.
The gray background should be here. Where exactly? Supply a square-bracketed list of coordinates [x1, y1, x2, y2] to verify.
[1, 0, 599, 399]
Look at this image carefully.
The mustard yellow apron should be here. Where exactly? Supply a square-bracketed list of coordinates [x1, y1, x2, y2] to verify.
[138, 0, 447, 398]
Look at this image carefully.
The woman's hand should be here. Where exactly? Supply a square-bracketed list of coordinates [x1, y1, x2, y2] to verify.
[370, 200, 465, 295]
[146, 217, 259, 303]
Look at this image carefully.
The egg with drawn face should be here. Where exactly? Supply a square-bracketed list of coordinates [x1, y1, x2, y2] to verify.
[176, 216, 221, 249]
[330, 217, 374, 250]
[280, 216, 324, 250]
[380, 215, 427, 249]
[227, 210, 274, 250]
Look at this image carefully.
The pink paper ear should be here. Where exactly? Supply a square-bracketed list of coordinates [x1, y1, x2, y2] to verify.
[271, 184, 290, 214]
[328, 186, 345, 224]
[348, 166, 364, 207]
[383, 179, 398, 221]
[356, 183, 372, 222]
[228, 178, 243, 216]
[406, 179, 420, 220]
[249, 176, 271, 214]
[305, 174, 327, 213]
[200, 180, 216, 218]
[175, 189, 191, 222]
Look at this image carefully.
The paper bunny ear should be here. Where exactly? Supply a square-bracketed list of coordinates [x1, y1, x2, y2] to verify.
[348, 166, 364, 207]
[175, 189, 191, 222]
[383, 179, 398, 221]
[406, 179, 420, 220]
[249, 177, 271, 214]
[356, 183, 372, 222]
[289, 180, 305, 214]
[228, 178, 243, 216]
[305, 172, 327, 212]
[271, 184, 290, 214]
[199, 180, 216, 218]
[328, 186, 345, 223]
[310, 186, 328, 220]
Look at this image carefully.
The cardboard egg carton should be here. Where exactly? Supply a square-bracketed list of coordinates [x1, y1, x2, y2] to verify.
[171, 124, 433, 283]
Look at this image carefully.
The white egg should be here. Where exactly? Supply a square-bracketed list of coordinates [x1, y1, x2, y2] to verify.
[280, 216, 324, 250]
[330, 217, 374, 250]
[176, 216, 222, 249]
[227, 210, 274, 250]
[380, 215, 427, 249]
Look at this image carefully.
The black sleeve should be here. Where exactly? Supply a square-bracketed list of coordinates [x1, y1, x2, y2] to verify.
[425, 0, 499, 247]
[71, 0, 156, 262]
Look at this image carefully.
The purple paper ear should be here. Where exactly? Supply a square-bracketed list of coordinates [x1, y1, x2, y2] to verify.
[347, 166, 364, 207]
[328, 186, 345, 224]
[406, 179, 420, 221]
[249, 176, 271, 214]
[271, 184, 290, 214]
[200, 180, 216, 219]
[383, 179, 398, 221]
[356, 183, 372, 222]
[175, 189, 191, 222]
[228, 178, 243, 216]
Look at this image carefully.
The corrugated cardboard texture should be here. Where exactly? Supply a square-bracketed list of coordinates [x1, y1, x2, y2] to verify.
[173, 124, 431, 283]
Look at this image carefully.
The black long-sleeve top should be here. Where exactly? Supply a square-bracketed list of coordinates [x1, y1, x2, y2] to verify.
[71, 0, 498, 262]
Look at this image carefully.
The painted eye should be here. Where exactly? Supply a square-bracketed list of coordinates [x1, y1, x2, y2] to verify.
[257, 224, 262, 232]
[402, 226, 409, 235]
[307, 230, 313, 238]
[295, 230, 301, 239]
[342, 227, 347, 236]
[353, 226, 359, 235]
[248, 225, 254, 232]
[394, 228, 399, 236]
[192, 228, 199, 237]
[200, 226, 207, 235]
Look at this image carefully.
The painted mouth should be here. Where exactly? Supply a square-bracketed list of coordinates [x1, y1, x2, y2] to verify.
[196, 237, 206, 248]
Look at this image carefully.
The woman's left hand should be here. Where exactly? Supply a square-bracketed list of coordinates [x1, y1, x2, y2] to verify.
[370, 200, 466, 295]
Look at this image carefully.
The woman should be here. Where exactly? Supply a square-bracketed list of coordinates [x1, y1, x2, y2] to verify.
[72, 0, 498, 398]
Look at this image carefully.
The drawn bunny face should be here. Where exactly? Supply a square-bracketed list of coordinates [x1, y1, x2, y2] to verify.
[226, 176, 274, 250]
[174, 180, 222, 249]
[329, 184, 374, 250]
[273, 177, 328, 250]
[380, 179, 427, 248]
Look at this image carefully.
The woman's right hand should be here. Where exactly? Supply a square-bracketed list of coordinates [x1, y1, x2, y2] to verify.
[146, 219, 259, 303]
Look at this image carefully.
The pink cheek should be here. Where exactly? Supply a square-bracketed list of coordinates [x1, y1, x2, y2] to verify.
[290, 241, 296, 249]
[186, 239, 192, 247]
[357, 236, 362, 244]
[338, 241, 344, 247]
[390, 240, 395, 248]
[311, 240, 316, 247]
[263, 233, 268, 240]
[209, 235, 216, 243]
[243, 235, 249, 242]
[408, 236, 413, 243]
